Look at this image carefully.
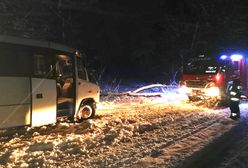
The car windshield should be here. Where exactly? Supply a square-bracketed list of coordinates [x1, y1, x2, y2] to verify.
[184, 57, 219, 74]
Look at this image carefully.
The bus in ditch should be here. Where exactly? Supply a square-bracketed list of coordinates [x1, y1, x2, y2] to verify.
[0, 35, 100, 129]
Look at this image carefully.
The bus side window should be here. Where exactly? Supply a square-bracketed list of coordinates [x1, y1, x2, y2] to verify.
[77, 57, 86, 80]
[33, 54, 54, 78]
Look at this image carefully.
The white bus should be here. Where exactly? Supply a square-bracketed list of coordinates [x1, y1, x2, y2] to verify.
[0, 35, 100, 129]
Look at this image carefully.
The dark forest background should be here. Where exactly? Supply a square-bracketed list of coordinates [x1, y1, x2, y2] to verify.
[1, 0, 248, 83]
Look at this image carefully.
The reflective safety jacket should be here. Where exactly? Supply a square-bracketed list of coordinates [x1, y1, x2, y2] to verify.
[228, 84, 241, 102]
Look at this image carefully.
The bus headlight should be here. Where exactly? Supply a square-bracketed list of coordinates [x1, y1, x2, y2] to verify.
[205, 87, 220, 97]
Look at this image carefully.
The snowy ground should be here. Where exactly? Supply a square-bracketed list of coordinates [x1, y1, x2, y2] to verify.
[215, 102, 248, 168]
[0, 92, 241, 168]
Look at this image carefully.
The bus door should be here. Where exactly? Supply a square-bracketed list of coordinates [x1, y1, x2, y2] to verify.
[31, 54, 57, 127]
[56, 54, 76, 117]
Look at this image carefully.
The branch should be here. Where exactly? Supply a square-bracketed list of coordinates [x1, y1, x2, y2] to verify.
[127, 84, 178, 97]
[131, 84, 165, 93]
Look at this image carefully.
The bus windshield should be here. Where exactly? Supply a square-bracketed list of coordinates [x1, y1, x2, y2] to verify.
[183, 57, 219, 74]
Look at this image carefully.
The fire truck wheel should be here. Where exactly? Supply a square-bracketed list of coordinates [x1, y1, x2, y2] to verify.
[77, 103, 96, 121]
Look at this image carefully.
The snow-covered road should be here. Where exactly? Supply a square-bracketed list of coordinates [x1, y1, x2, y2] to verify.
[0, 96, 238, 168]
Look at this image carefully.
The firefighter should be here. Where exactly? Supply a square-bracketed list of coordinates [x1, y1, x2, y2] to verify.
[228, 79, 242, 119]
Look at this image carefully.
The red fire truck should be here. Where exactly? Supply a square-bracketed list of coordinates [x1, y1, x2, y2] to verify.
[180, 54, 248, 103]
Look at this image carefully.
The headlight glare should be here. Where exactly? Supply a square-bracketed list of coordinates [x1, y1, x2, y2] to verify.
[179, 86, 191, 94]
[205, 87, 220, 97]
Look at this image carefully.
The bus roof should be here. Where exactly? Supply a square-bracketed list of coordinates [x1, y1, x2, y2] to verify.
[0, 35, 75, 54]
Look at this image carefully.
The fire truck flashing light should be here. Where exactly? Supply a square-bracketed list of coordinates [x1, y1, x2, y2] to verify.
[220, 54, 243, 61]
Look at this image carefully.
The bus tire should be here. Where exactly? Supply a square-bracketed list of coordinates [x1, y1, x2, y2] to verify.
[76, 102, 96, 121]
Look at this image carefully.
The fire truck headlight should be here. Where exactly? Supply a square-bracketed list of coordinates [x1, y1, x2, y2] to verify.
[179, 86, 191, 94]
[205, 87, 220, 97]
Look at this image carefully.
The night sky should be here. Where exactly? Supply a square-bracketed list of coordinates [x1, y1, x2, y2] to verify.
[1, 0, 248, 82]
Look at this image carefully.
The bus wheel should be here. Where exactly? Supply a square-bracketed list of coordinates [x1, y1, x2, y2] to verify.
[77, 103, 95, 120]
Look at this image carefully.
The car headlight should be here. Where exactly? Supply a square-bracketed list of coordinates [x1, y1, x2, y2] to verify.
[204, 87, 220, 97]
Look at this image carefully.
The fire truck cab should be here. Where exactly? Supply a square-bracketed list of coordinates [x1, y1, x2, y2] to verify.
[180, 54, 248, 102]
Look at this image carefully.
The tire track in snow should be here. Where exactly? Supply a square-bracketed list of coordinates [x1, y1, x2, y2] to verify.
[134, 117, 234, 168]
[94, 108, 229, 167]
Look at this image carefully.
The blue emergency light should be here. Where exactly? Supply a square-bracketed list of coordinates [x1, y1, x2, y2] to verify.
[230, 54, 243, 61]
[220, 55, 227, 60]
